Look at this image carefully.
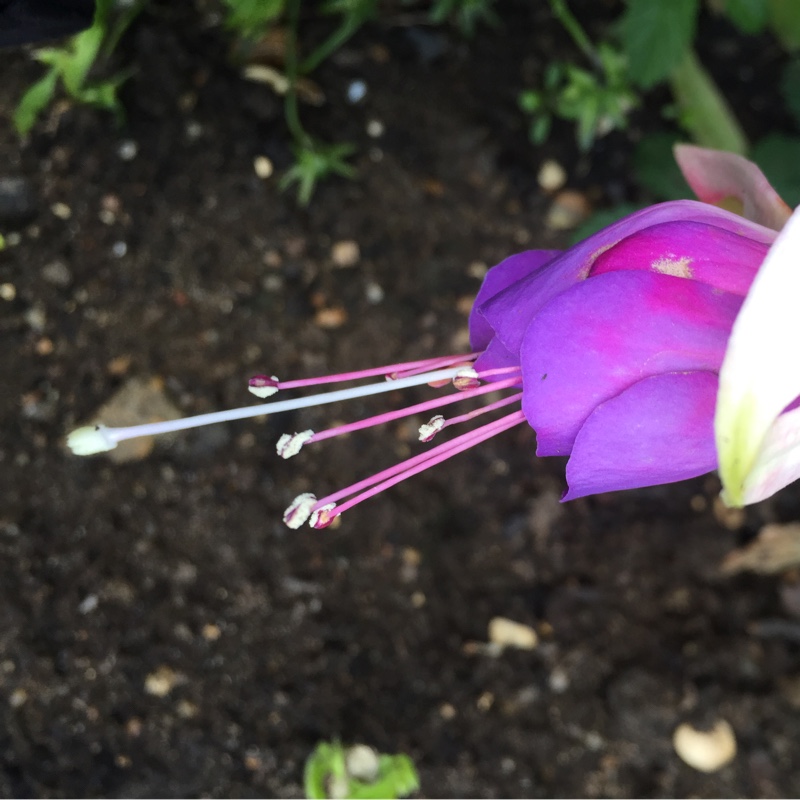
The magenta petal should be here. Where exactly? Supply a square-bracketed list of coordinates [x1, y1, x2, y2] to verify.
[674, 144, 792, 231]
[469, 249, 560, 350]
[562, 371, 718, 501]
[480, 200, 774, 358]
[589, 220, 771, 296]
[521, 271, 742, 456]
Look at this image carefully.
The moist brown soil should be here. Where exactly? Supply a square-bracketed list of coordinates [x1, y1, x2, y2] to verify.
[2, 2, 800, 797]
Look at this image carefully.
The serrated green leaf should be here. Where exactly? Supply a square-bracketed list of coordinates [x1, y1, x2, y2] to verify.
[669, 48, 749, 154]
[620, 0, 698, 88]
[781, 59, 800, 127]
[13, 69, 59, 136]
[724, 0, 769, 33]
[768, 0, 800, 50]
[752, 133, 800, 207]
[634, 133, 693, 199]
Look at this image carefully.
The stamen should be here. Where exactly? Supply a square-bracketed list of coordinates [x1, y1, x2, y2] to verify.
[308, 410, 526, 528]
[420, 392, 523, 440]
[391, 354, 479, 380]
[276, 429, 315, 459]
[453, 368, 481, 391]
[248, 375, 280, 398]
[65, 366, 466, 452]
[306, 377, 522, 446]
[283, 493, 318, 529]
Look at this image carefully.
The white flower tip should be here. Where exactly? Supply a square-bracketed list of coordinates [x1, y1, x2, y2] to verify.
[248, 374, 280, 398]
[419, 415, 445, 442]
[283, 493, 317, 529]
[66, 425, 117, 456]
[310, 503, 337, 529]
[276, 429, 315, 459]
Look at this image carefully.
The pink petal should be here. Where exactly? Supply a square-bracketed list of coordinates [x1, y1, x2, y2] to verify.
[562, 371, 718, 500]
[674, 144, 792, 231]
[521, 271, 742, 456]
[589, 220, 771, 296]
[479, 200, 773, 359]
[469, 249, 560, 350]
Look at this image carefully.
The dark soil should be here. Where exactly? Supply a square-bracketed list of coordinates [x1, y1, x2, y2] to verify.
[2, 2, 800, 797]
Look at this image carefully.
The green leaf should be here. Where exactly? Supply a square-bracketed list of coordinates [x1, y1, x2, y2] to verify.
[752, 133, 800, 207]
[13, 69, 59, 136]
[620, 0, 698, 88]
[634, 133, 693, 200]
[781, 59, 800, 128]
[669, 48, 749, 155]
[723, 0, 769, 33]
[768, 0, 800, 51]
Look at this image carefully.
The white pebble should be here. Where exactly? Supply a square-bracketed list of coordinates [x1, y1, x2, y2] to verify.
[347, 80, 367, 104]
[117, 140, 138, 161]
[254, 156, 274, 179]
[488, 616, 538, 650]
[112, 241, 128, 258]
[673, 720, 737, 773]
[366, 119, 384, 138]
[537, 159, 567, 192]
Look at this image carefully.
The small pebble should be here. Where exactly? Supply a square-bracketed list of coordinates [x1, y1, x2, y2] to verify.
[0, 283, 16, 301]
[331, 239, 360, 268]
[202, 623, 221, 641]
[545, 190, 591, 230]
[112, 241, 128, 258]
[144, 665, 181, 697]
[314, 307, 348, 329]
[117, 140, 138, 161]
[366, 119, 384, 138]
[41, 260, 72, 287]
[488, 616, 538, 650]
[35, 337, 53, 356]
[9, 688, 27, 708]
[0, 177, 37, 226]
[673, 720, 737, 772]
[548, 667, 569, 694]
[51, 201, 72, 220]
[5, 232, 21, 246]
[439, 702, 457, 719]
[345, 745, 379, 782]
[537, 159, 567, 192]
[347, 80, 367, 104]
[365, 281, 384, 304]
[254, 156, 274, 179]
[79, 594, 98, 614]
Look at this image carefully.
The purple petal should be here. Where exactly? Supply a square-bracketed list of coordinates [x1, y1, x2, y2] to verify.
[473, 335, 521, 373]
[589, 220, 771, 296]
[479, 200, 775, 359]
[520, 271, 742, 456]
[469, 249, 560, 350]
[562, 371, 718, 501]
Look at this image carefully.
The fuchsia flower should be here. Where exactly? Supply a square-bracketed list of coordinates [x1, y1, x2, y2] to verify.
[68, 146, 792, 528]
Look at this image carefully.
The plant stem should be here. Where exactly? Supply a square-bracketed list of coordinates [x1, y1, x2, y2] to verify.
[284, 0, 310, 146]
[547, 0, 598, 68]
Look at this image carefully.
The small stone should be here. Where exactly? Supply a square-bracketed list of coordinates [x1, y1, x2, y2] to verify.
[537, 159, 567, 192]
[365, 281, 384, 304]
[347, 80, 367, 104]
[0, 177, 37, 226]
[51, 201, 72, 220]
[117, 140, 138, 161]
[144, 665, 182, 697]
[112, 241, 127, 258]
[314, 307, 348, 328]
[41, 260, 72, 287]
[439, 702, 457, 719]
[366, 119, 384, 138]
[548, 667, 569, 694]
[545, 190, 591, 230]
[9, 688, 27, 708]
[411, 591, 426, 608]
[488, 617, 538, 650]
[345, 745, 379, 782]
[331, 240, 360, 268]
[673, 720, 736, 773]
[35, 337, 53, 356]
[202, 623, 221, 641]
[254, 156, 274, 179]
[0, 283, 16, 301]
[467, 261, 488, 280]
[79, 594, 99, 614]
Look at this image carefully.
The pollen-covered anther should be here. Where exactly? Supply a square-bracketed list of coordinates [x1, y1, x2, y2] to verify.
[248, 374, 280, 398]
[418, 415, 445, 442]
[453, 368, 481, 391]
[276, 429, 315, 459]
[66, 425, 118, 455]
[283, 493, 318, 529]
[310, 503, 338, 529]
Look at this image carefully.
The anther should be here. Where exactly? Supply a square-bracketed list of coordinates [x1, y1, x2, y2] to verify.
[248, 375, 280, 398]
[276, 429, 315, 459]
[310, 503, 338, 529]
[453, 368, 481, 390]
[66, 425, 118, 455]
[418, 415, 445, 442]
[283, 493, 318, 529]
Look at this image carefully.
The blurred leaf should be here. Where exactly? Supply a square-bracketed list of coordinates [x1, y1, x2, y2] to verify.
[723, 0, 769, 33]
[620, 0, 698, 88]
[768, 0, 800, 51]
[13, 69, 58, 135]
[222, 0, 284, 40]
[669, 48, 749, 154]
[752, 133, 800, 206]
[569, 203, 645, 245]
[634, 133, 693, 199]
[781, 59, 800, 128]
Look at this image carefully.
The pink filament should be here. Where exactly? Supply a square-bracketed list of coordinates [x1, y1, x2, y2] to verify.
[309, 377, 522, 444]
[439, 391, 523, 431]
[311, 409, 526, 525]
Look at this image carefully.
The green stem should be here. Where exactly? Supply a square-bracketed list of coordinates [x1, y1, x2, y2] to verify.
[547, 0, 598, 68]
[300, 15, 361, 74]
[284, 0, 310, 146]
